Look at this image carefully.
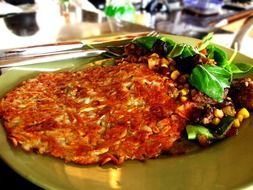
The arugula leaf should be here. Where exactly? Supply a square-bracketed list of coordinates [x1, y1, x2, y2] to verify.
[167, 44, 198, 59]
[186, 125, 214, 140]
[197, 32, 214, 51]
[167, 44, 185, 58]
[229, 62, 253, 79]
[160, 36, 176, 46]
[224, 43, 253, 78]
[132, 36, 159, 50]
[204, 64, 232, 88]
[230, 62, 253, 75]
[189, 64, 232, 102]
[207, 45, 228, 66]
[133, 35, 198, 59]
[181, 45, 198, 59]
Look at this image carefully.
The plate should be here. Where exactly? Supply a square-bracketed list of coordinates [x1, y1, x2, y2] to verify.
[0, 34, 253, 190]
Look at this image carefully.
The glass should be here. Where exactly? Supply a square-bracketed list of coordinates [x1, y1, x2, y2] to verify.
[58, 0, 70, 23]
[104, 0, 136, 22]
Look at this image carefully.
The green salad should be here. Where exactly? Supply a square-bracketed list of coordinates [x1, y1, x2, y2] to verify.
[121, 32, 253, 145]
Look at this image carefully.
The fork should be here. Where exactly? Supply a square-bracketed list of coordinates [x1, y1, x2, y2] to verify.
[102, 31, 160, 58]
[0, 31, 160, 60]
[0, 31, 161, 68]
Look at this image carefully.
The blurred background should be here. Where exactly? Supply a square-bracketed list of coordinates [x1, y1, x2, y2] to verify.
[0, 0, 252, 57]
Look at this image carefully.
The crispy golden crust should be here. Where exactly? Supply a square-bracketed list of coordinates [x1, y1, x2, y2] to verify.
[0, 63, 188, 165]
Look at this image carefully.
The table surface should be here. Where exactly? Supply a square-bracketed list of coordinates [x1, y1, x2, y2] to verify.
[0, 1, 252, 189]
[1, 1, 253, 50]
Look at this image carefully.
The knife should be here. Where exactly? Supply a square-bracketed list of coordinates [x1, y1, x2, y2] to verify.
[0, 41, 84, 59]
[0, 49, 107, 68]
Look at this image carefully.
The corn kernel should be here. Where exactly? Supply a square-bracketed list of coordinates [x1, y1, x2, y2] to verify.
[237, 114, 244, 122]
[233, 118, 240, 128]
[171, 70, 180, 80]
[202, 118, 210, 125]
[212, 117, 221, 125]
[238, 108, 250, 119]
[148, 53, 160, 70]
[177, 105, 184, 112]
[180, 88, 189, 96]
[222, 106, 236, 117]
[180, 96, 188, 102]
[150, 53, 159, 58]
[160, 58, 169, 67]
[214, 109, 224, 118]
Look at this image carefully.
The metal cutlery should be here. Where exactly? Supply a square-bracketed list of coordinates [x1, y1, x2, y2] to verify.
[0, 31, 160, 68]
[0, 41, 84, 59]
[0, 49, 107, 68]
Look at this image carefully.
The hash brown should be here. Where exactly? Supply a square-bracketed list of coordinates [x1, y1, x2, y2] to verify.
[0, 63, 189, 165]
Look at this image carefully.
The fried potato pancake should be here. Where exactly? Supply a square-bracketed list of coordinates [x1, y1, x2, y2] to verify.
[0, 63, 188, 165]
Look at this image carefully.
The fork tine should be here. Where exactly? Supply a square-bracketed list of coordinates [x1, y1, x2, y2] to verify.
[103, 31, 160, 58]
[132, 31, 160, 41]
[102, 46, 125, 58]
[146, 31, 155, 36]
[146, 31, 160, 37]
